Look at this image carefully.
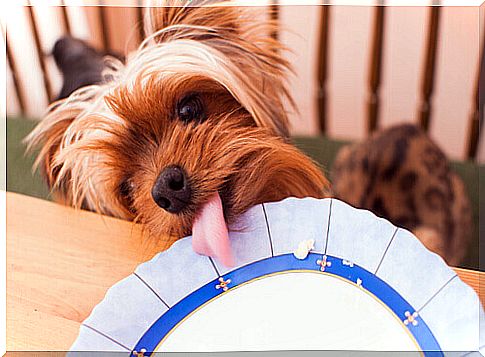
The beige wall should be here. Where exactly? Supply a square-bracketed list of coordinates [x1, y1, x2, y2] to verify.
[3, 4, 483, 161]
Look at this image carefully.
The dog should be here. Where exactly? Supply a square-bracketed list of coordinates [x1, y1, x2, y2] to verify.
[332, 124, 472, 266]
[26, 2, 329, 266]
[52, 36, 123, 100]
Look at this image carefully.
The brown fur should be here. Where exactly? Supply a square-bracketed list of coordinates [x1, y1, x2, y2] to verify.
[26, 3, 329, 241]
[331, 124, 472, 265]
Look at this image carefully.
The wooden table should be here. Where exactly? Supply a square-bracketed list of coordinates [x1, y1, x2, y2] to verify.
[6, 192, 484, 352]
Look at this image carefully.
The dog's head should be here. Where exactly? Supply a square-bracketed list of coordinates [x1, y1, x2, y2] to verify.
[26, 2, 329, 260]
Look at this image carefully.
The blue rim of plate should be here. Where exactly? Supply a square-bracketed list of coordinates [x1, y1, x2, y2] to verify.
[131, 252, 442, 356]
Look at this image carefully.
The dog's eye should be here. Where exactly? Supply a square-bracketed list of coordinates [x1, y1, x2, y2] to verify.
[177, 95, 205, 123]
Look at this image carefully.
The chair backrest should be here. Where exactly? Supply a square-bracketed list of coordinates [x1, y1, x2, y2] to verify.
[313, 4, 483, 162]
[3, 2, 483, 162]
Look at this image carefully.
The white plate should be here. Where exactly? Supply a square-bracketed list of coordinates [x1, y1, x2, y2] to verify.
[69, 197, 484, 356]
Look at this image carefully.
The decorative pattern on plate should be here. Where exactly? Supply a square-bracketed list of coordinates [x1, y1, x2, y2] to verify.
[404, 311, 419, 326]
[215, 277, 231, 291]
[316, 255, 332, 271]
[69, 197, 484, 356]
[132, 348, 146, 356]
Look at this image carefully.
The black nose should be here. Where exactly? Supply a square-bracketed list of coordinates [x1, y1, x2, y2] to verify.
[151, 165, 192, 213]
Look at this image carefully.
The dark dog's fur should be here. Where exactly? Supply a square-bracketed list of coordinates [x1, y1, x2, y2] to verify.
[52, 37, 122, 100]
[332, 124, 472, 265]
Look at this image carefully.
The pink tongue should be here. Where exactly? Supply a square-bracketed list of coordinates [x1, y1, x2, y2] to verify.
[192, 192, 234, 267]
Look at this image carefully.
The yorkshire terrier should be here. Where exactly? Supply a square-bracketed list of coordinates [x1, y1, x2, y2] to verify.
[26, 2, 329, 266]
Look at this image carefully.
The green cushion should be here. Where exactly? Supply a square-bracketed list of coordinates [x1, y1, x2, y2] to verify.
[7, 117, 480, 269]
[7, 118, 50, 200]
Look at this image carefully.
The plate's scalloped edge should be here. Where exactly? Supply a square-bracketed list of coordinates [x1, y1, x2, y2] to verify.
[69, 197, 485, 354]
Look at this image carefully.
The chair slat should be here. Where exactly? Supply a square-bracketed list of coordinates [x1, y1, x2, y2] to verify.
[317, 5, 331, 134]
[136, 4, 145, 45]
[60, 1, 71, 36]
[6, 40, 27, 115]
[270, 1, 279, 41]
[366, 5, 385, 134]
[418, 6, 441, 132]
[98, 5, 110, 51]
[27, 5, 54, 103]
[466, 25, 484, 160]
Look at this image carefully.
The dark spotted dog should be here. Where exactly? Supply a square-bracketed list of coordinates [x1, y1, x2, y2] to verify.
[52, 37, 122, 100]
[332, 124, 472, 266]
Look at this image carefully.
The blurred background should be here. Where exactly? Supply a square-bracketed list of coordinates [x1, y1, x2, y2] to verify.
[2, 2, 483, 268]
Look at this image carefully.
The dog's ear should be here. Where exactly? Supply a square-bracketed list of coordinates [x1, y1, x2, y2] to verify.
[24, 86, 129, 218]
[24, 105, 79, 203]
